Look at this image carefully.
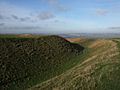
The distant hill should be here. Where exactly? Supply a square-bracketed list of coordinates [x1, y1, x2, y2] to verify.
[59, 33, 120, 38]
[0, 35, 84, 90]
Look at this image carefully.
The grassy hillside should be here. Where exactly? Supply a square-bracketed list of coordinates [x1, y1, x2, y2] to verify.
[30, 38, 120, 90]
[0, 35, 84, 90]
[1, 34, 120, 90]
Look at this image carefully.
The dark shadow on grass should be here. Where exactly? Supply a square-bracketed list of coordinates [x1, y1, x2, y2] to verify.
[71, 43, 84, 53]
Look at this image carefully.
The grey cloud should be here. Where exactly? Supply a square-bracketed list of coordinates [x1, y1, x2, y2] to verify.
[56, 5, 69, 12]
[0, 23, 5, 26]
[47, 0, 58, 4]
[96, 8, 109, 15]
[45, 0, 69, 12]
[20, 18, 26, 21]
[54, 20, 59, 23]
[11, 15, 19, 20]
[0, 14, 9, 20]
[11, 14, 31, 22]
[20, 17, 31, 22]
[0, 15, 4, 20]
[37, 11, 55, 20]
[109, 27, 120, 29]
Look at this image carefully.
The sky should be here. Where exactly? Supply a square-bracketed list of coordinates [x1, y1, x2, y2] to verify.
[0, 0, 120, 33]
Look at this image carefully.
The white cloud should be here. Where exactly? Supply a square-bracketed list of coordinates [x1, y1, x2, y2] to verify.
[0, 2, 56, 27]
[45, 0, 69, 12]
[37, 11, 55, 20]
[96, 8, 109, 15]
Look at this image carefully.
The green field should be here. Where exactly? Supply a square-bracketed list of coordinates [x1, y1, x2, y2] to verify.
[0, 34, 120, 90]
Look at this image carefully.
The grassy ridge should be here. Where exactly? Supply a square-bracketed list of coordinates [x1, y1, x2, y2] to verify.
[0, 35, 84, 90]
[30, 38, 120, 90]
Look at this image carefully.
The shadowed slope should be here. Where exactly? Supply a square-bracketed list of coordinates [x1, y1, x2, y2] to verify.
[0, 35, 84, 90]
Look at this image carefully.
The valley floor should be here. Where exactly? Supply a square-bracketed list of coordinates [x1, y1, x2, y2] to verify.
[29, 38, 120, 90]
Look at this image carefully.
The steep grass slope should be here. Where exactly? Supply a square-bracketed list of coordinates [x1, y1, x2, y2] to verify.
[0, 35, 84, 90]
[30, 38, 120, 90]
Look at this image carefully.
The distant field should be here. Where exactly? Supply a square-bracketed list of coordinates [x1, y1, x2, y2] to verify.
[0, 34, 45, 38]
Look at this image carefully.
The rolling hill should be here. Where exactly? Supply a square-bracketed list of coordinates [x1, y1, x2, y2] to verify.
[29, 38, 120, 90]
[0, 35, 84, 90]
[1, 34, 120, 90]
